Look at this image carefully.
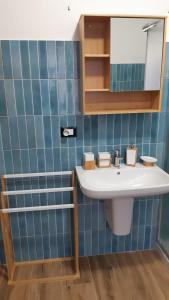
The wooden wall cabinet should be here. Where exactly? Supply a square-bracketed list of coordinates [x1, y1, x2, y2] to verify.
[79, 15, 167, 115]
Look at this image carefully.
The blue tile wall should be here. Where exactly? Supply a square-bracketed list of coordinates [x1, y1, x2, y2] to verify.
[110, 63, 145, 91]
[0, 40, 169, 263]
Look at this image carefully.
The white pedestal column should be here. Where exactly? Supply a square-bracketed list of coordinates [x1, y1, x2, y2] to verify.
[104, 197, 134, 236]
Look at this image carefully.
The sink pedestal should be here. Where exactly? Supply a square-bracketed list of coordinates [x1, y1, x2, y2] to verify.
[105, 197, 134, 235]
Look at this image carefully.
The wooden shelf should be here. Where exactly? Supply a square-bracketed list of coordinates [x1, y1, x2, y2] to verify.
[85, 54, 110, 58]
[85, 89, 110, 92]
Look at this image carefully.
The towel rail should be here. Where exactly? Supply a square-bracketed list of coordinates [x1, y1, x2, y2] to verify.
[3, 171, 72, 179]
[1, 204, 75, 214]
[0, 170, 80, 284]
[3, 187, 73, 196]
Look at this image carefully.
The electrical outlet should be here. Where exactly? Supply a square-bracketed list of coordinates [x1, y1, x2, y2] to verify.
[60, 127, 77, 138]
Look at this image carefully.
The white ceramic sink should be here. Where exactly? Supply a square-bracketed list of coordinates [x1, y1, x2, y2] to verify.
[76, 164, 169, 236]
[76, 164, 169, 199]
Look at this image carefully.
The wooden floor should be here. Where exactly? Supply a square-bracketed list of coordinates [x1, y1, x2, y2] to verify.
[1, 250, 169, 300]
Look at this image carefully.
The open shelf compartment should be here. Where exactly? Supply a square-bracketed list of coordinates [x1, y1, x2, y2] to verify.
[84, 16, 110, 55]
[85, 57, 110, 90]
[85, 91, 160, 115]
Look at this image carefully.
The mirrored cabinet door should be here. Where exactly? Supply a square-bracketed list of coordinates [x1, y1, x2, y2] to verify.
[110, 18, 164, 92]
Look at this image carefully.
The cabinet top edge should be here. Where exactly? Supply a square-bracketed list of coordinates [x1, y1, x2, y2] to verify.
[79, 14, 167, 20]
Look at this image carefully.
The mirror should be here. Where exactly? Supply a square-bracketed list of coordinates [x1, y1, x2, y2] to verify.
[110, 18, 164, 92]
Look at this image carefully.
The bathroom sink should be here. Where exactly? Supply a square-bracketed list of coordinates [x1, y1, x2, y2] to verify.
[76, 164, 169, 199]
[76, 164, 169, 235]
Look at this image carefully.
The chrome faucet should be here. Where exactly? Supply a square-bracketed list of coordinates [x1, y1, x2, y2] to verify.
[114, 149, 123, 168]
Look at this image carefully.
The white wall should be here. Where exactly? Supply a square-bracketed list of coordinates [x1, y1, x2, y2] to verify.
[0, 0, 168, 41]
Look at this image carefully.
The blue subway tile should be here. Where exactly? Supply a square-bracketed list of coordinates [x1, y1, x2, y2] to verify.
[18, 116, 28, 149]
[84, 231, 92, 256]
[3, 150, 13, 173]
[60, 147, 69, 171]
[68, 146, 76, 170]
[56, 41, 65, 78]
[26, 116, 36, 148]
[35, 236, 44, 259]
[112, 235, 118, 252]
[78, 231, 84, 256]
[114, 115, 121, 145]
[136, 114, 144, 144]
[9, 117, 20, 149]
[43, 116, 52, 148]
[34, 212, 42, 236]
[57, 234, 64, 257]
[125, 232, 132, 251]
[143, 113, 152, 143]
[129, 114, 137, 144]
[38, 41, 48, 79]
[26, 212, 35, 236]
[151, 113, 159, 143]
[85, 204, 92, 231]
[13, 239, 22, 261]
[0, 42, 4, 79]
[0, 150, 5, 174]
[29, 149, 38, 172]
[139, 201, 146, 225]
[49, 80, 58, 115]
[92, 203, 99, 230]
[37, 149, 45, 172]
[14, 80, 25, 115]
[121, 114, 129, 145]
[41, 79, 51, 115]
[133, 200, 139, 226]
[138, 225, 145, 250]
[67, 115, 76, 147]
[0, 80, 7, 115]
[28, 237, 36, 260]
[91, 116, 98, 147]
[92, 231, 99, 255]
[20, 150, 30, 173]
[45, 149, 54, 171]
[32, 80, 42, 115]
[0, 117, 11, 150]
[50, 235, 58, 258]
[18, 212, 27, 237]
[67, 80, 74, 114]
[131, 226, 138, 251]
[144, 226, 151, 249]
[34, 116, 44, 148]
[4, 80, 17, 115]
[20, 41, 30, 79]
[29, 41, 40, 79]
[58, 80, 67, 115]
[1, 41, 12, 78]
[10, 41, 22, 79]
[23, 80, 33, 115]
[12, 150, 22, 173]
[99, 230, 106, 254]
[47, 41, 57, 79]
[98, 115, 106, 147]
[76, 115, 83, 147]
[65, 42, 74, 79]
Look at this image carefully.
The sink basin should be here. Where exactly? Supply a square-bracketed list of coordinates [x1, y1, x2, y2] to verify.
[76, 164, 169, 199]
[76, 164, 169, 236]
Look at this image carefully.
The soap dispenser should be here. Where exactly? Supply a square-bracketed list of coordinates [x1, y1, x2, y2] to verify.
[126, 145, 137, 166]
